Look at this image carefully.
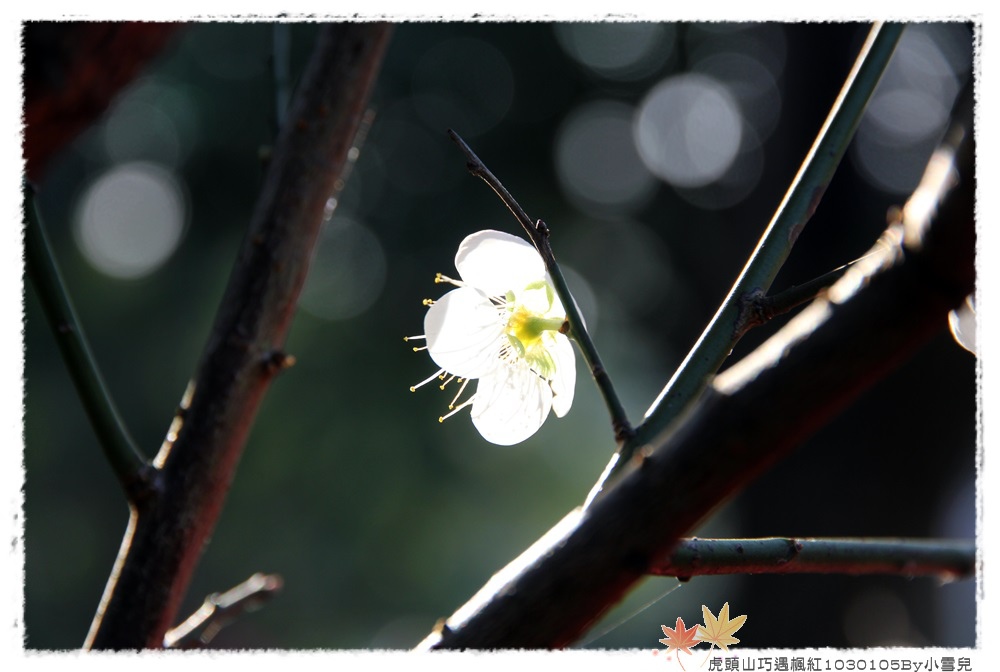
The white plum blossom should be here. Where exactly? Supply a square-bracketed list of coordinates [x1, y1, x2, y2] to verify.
[407, 230, 576, 445]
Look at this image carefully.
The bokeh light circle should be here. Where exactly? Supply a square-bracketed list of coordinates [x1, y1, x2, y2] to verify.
[851, 24, 972, 196]
[693, 51, 781, 142]
[101, 78, 200, 168]
[73, 162, 187, 279]
[555, 100, 656, 213]
[674, 125, 764, 212]
[634, 73, 743, 189]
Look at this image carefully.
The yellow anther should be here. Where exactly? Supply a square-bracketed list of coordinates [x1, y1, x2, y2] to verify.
[434, 273, 463, 287]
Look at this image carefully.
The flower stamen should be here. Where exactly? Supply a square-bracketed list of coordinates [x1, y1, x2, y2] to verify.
[410, 368, 446, 392]
[435, 273, 465, 287]
[439, 396, 476, 422]
[449, 377, 471, 408]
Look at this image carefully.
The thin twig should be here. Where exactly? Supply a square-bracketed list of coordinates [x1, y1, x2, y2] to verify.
[588, 22, 905, 502]
[23, 183, 154, 503]
[447, 129, 634, 444]
[650, 538, 975, 581]
[743, 255, 870, 333]
[163, 573, 283, 649]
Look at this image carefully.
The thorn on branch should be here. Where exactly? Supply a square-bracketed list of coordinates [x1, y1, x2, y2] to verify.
[262, 349, 296, 374]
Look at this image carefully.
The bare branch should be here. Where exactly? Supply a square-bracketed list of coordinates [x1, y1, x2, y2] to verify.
[650, 538, 975, 581]
[84, 23, 393, 650]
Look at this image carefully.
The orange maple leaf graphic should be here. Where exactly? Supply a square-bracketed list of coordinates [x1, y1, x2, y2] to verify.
[695, 602, 747, 653]
[659, 617, 700, 670]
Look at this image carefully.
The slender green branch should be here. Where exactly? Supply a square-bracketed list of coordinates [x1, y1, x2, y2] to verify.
[24, 183, 152, 502]
[589, 22, 905, 498]
[163, 573, 283, 649]
[650, 537, 975, 581]
[448, 129, 634, 443]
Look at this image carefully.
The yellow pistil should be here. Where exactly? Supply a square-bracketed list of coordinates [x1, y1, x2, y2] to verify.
[506, 306, 565, 349]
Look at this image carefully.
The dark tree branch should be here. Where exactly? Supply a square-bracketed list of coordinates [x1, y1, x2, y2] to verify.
[650, 538, 975, 580]
[83, 23, 392, 650]
[418, 85, 974, 650]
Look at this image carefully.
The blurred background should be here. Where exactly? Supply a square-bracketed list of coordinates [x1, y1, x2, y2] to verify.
[23, 22, 977, 649]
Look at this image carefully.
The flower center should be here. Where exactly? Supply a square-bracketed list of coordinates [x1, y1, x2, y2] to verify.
[503, 291, 565, 380]
[506, 307, 564, 348]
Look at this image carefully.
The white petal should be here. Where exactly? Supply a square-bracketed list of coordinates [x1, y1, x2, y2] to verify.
[455, 230, 546, 297]
[471, 364, 552, 445]
[424, 287, 504, 378]
[548, 333, 576, 418]
[948, 293, 977, 356]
